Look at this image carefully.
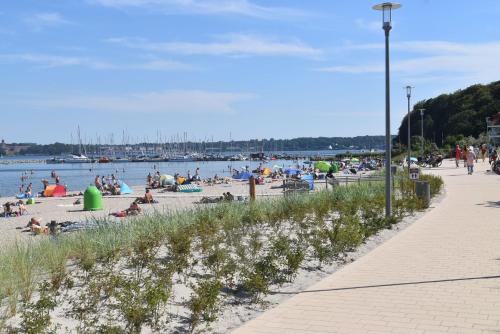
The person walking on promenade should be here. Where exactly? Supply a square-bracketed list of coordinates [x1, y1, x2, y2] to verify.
[466, 146, 476, 175]
[454, 144, 462, 168]
[462, 146, 468, 168]
[473, 146, 479, 163]
[480, 144, 487, 162]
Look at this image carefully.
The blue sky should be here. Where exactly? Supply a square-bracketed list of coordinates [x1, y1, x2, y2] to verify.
[1, 0, 500, 144]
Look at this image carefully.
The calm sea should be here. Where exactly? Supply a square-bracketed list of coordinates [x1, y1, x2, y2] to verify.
[0, 150, 378, 196]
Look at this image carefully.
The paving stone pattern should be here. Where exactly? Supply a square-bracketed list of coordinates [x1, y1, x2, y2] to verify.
[234, 160, 500, 334]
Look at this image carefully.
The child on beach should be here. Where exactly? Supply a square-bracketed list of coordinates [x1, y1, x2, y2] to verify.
[17, 200, 27, 216]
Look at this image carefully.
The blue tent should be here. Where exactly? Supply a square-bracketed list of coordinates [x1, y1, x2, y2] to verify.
[284, 168, 302, 175]
[301, 174, 314, 190]
[232, 172, 253, 180]
[119, 182, 133, 194]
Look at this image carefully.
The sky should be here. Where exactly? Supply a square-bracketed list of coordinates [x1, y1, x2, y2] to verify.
[1, 0, 500, 144]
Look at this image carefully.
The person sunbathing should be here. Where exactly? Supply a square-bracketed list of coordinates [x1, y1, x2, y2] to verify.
[110, 184, 121, 195]
[125, 201, 142, 216]
[17, 200, 27, 216]
[144, 189, 154, 203]
[26, 217, 41, 230]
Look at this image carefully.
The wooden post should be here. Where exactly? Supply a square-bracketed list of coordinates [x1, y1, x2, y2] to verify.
[249, 176, 256, 201]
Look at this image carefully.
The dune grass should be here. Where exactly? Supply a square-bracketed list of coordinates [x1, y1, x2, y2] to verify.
[0, 172, 443, 332]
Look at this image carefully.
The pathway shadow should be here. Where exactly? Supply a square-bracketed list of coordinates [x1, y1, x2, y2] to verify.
[269, 275, 500, 295]
[476, 201, 500, 208]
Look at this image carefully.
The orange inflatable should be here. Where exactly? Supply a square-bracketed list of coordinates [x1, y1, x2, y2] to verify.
[43, 185, 66, 197]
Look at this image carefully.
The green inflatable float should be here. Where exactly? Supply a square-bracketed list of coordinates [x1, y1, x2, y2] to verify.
[314, 161, 331, 173]
[84, 185, 103, 211]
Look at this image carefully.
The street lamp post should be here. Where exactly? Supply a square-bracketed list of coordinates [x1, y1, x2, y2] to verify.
[406, 85, 413, 173]
[373, 2, 401, 218]
[419, 108, 425, 159]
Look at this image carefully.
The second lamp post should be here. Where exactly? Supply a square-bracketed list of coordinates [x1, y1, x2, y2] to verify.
[406, 85, 413, 173]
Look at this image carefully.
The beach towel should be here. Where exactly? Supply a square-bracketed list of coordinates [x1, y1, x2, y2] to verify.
[177, 184, 202, 193]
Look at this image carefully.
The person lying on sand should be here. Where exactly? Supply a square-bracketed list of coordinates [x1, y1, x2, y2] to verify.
[223, 192, 234, 201]
[198, 196, 224, 204]
[26, 217, 41, 230]
[125, 201, 142, 216]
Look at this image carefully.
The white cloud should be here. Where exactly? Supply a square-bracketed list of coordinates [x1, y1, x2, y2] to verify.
[0, 53, 91, 67]
[108, 34, 322, 57]
[89, 0, 308, 19]
[0, 53, 195, 71]
[316, 64, 383, 74]
[128, 59, 197, 70]
[24, 12, 72, 30]
[354, 18, 381, 32]
[25, 90, 255, 114]
[317, 41, 500, 84]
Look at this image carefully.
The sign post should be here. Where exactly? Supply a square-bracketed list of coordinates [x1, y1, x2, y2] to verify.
[409, 167, 419, 180]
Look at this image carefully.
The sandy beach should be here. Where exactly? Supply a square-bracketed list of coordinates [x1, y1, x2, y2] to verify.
[0, 178, 332, 246]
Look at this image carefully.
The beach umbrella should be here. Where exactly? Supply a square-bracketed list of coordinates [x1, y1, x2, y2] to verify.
[410, 157, 418, 162]
[351, 158, 360, 163]
[160, 174, 174, 181]
[262, 168, 272, 176]
[314, 161, 331, 172]
[284, 168, 302, 175]
[160, 174, 175, 186]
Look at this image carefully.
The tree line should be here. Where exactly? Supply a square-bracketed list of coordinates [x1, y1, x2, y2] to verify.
[397, 80, 500, 148]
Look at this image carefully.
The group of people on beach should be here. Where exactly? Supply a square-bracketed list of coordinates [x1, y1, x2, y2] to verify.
[2, 200, 27, 217]
[94, 174, 121, 195]
[454, 144, 498, 175]
[147, 167, 205, 189]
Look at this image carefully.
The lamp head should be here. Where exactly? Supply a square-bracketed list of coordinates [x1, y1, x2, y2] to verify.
[373, 2, 401, 29]
[405, 85, 413, 98]
[419, 108, 425, 116]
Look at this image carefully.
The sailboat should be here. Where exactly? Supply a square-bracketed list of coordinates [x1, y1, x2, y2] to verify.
[328, 145, 333, 150]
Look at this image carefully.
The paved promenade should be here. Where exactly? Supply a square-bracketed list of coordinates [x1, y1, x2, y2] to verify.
[234, 159, 500, 334]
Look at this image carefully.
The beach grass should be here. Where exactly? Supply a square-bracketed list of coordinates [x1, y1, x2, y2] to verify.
[0, 172, 443, 332]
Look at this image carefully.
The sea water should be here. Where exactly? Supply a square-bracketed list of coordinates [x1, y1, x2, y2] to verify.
[0, 158, 297, 197]
[0, 150, 377, 196]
